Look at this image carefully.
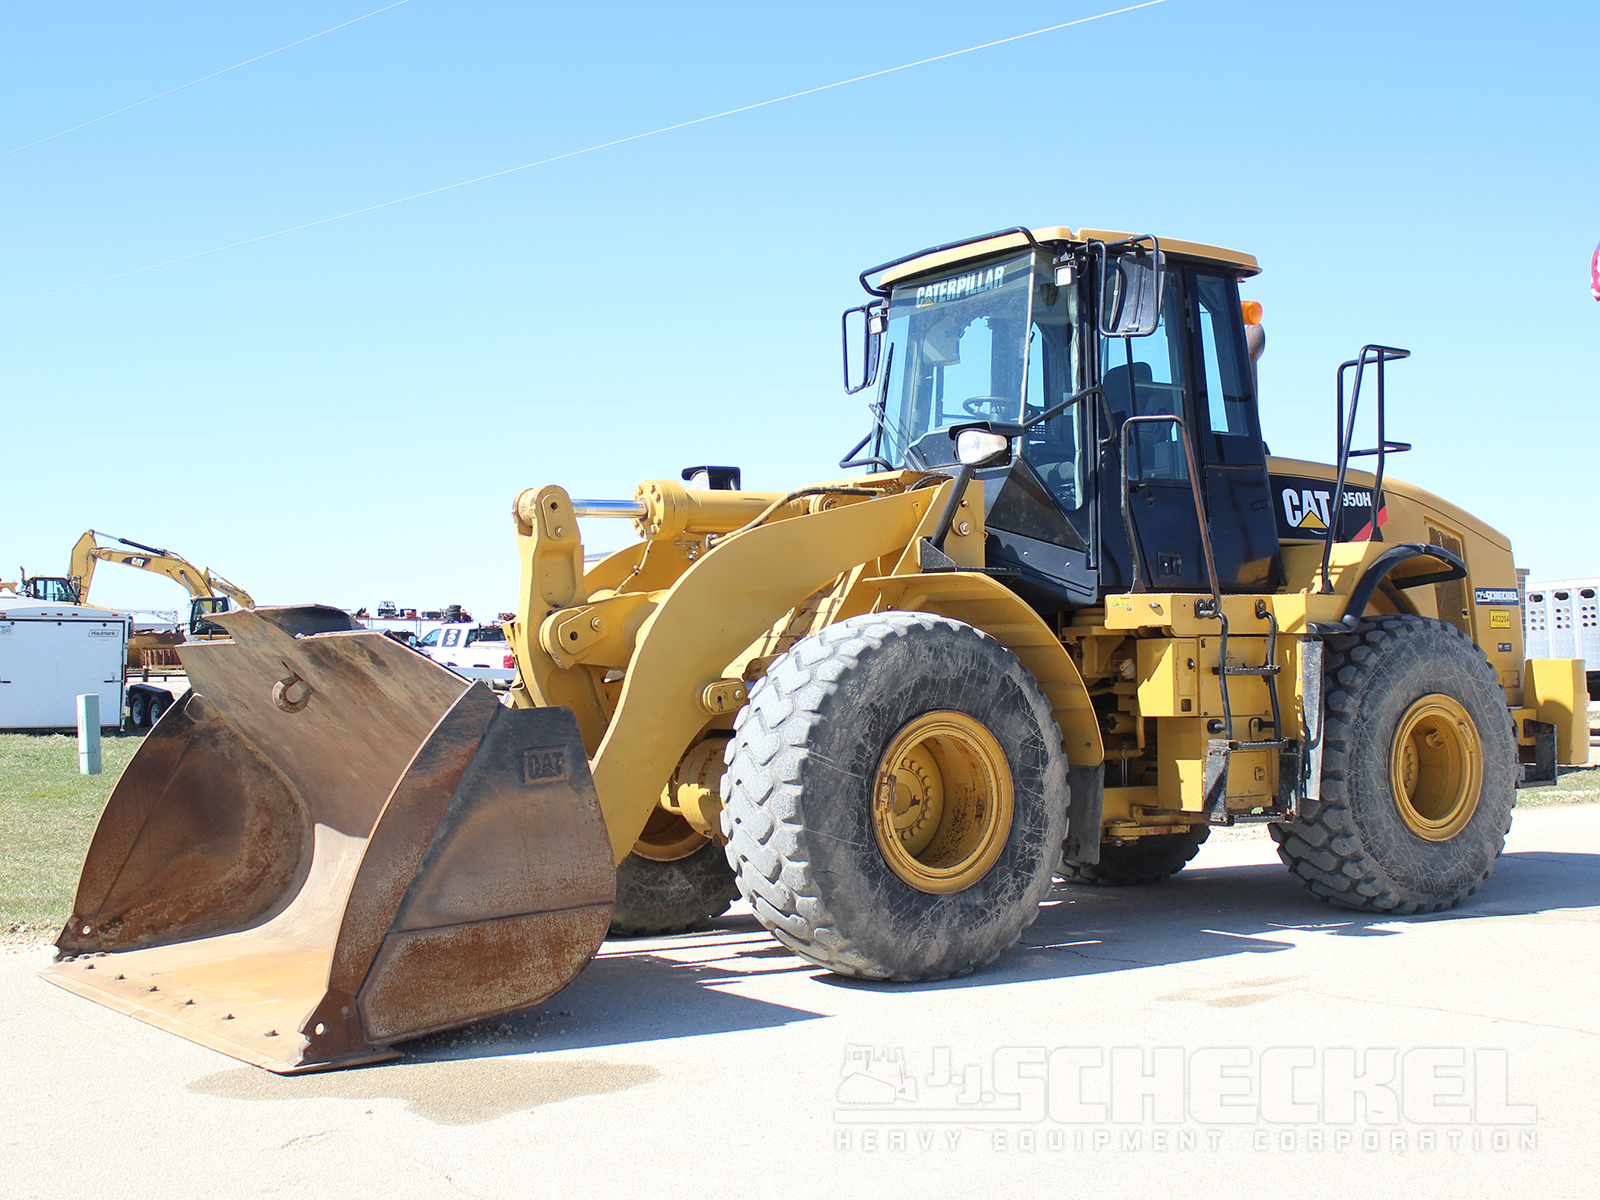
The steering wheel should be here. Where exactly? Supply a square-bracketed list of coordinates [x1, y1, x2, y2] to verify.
[961, 395, 1010, 416]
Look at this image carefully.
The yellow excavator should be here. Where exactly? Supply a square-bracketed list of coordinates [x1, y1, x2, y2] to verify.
[12, 530, 253, 625]
[67, 530, 256, 638]
[11, 530, 255, 671]
[45, 225, 1586, 1075]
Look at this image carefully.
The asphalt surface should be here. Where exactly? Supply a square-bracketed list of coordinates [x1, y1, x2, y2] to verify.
[4, 804, 1596, 1199]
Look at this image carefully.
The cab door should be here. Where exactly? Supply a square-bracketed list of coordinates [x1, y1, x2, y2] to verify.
[1189, 270, 1280, 591]
[1094, 265, 1280, 596]
[1094, 264, 1208, 593]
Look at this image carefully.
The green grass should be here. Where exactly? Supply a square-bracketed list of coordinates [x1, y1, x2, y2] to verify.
[1520, 762, 1600, 807]
[0, 731, 144, 940]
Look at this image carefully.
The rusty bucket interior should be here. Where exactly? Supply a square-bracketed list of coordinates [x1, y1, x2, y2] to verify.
[43, 607, 614, 1073]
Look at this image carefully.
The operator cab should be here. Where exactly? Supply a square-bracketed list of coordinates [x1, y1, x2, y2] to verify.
[189, 595, 233, 637]
[19, 576, 81, 604]
[848, 227, 1280, 615]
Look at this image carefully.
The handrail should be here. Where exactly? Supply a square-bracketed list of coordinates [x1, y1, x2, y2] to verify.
[1117, 414, 1221, 617]
[1322, 345, 1410, 590]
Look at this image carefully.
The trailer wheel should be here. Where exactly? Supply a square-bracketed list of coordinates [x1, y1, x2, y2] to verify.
[147, 693, 168, 724]
[721, 612, 1068, 981]
[128, 693, 149, 728]
[1058, 825, 1209, 886]
[1271, 614, 1516, 914]
[609, 827, 737, 937]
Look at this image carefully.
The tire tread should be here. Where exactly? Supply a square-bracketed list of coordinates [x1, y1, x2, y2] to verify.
[1271, 614, 1515, 914]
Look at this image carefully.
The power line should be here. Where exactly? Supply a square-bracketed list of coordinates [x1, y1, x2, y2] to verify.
[0, 1, 413, 160]
[2, 1, 1166, 311]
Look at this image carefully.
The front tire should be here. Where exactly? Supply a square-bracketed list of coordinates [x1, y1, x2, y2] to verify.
[1059, 825, 1209, 886]
[721, 612, 1068, 981]
[1271, 615, 1516, 913]
[609, 839, 738, 937]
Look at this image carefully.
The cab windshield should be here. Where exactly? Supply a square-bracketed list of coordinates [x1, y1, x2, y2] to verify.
[24, 578, 80, 603]
[875, 250, 1082, 471]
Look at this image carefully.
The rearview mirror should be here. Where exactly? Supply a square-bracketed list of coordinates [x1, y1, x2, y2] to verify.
[1098, 242, 1163, 337]
[842, 304, 885, 394]
[954, 428, 1011, 467]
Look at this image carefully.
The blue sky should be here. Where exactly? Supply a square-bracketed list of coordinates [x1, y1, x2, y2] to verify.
[4, 0, 1597, 619]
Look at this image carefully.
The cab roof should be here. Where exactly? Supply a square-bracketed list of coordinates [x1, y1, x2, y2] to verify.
[876, 225, 1260, 289]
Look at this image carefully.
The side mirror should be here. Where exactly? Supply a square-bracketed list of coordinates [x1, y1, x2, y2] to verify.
[842, 304, 886, 394]
[1098, 243, 1163, 337]
[680, 465, 742, 491]
[954, 428, 1012, 467]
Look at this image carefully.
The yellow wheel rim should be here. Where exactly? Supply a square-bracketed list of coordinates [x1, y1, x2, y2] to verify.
[1389, 694, 1483, 841]
[632, 806, 707, 863]
[872, 711, 1014, 894]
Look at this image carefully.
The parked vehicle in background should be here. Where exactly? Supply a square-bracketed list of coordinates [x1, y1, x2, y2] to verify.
[352, 601, 470, 645]
[0, 602, 126, 730]
[420, 622, 514, 682]
[1524, 577, 1600, 699]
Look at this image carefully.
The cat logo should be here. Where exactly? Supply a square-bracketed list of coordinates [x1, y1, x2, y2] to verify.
[1281, 487, 1334, 530]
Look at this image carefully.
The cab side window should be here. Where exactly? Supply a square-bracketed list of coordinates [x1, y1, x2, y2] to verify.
[1101, 266, 1190, 483]
[1193, 272, 1264, 465]
[419, 629, 440, 647]
[1022, 281, 1086, 511]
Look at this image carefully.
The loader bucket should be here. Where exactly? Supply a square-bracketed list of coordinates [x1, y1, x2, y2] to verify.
[42, 607, 614, 1073]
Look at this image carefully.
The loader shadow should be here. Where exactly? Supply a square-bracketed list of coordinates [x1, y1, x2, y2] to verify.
[399, 936, 830, 1063]
[393, 846, 1600, 1063]
[820, 845, 1600, 996]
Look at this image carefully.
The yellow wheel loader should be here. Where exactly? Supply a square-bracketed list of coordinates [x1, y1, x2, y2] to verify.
[46, 225, 1587, 1072]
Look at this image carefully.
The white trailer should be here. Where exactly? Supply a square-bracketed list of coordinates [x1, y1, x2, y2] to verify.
[1523, 577, 1600, 699]
[0, 603, 127, 730]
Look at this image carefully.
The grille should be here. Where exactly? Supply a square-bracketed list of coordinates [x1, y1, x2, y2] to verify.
[1428, 526, 1472, 637]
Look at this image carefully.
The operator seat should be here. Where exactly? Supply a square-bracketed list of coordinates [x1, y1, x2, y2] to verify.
[1100, 360, 1153, 422]
[1102, 360, 1184, 480]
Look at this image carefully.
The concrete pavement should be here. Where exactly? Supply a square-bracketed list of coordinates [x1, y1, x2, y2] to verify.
[3, 804, 1596, 1199]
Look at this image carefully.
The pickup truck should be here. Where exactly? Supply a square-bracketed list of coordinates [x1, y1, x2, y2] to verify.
[419, 623, 515, 683]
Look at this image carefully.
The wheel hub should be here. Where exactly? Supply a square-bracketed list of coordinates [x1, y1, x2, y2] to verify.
[886, 747, 942, 847]
[1389, 694, 1483, 841]
[872, 711, 1014, 894]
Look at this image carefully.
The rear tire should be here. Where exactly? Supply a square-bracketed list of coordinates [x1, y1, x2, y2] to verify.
[721, 612, 1068, 981]
[608, 840, 738, 937]
[1271, 615, 1516, 913]
[1059, 825, 1209, 886]
[128, 693, 149, 728]
[147, 694, 168, 724]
